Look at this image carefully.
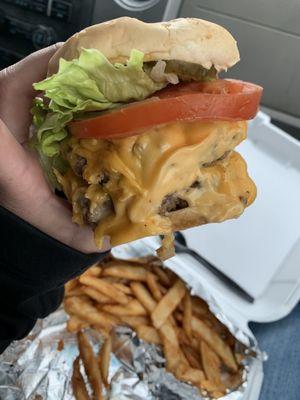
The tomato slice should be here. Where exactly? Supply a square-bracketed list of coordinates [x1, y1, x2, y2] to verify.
[69, 79, 263, 140]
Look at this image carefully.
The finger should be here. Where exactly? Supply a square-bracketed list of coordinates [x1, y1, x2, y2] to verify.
[0, 43, 63, 143]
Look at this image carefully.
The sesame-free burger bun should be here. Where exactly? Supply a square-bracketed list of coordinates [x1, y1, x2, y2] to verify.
[48, 17, 240, 76]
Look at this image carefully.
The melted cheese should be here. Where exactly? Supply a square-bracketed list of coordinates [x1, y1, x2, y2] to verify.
[60, 120, 256, 247]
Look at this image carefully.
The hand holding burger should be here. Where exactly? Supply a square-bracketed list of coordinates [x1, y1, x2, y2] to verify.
[0, 44, 108, 253]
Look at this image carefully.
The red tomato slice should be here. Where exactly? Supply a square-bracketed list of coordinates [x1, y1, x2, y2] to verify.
[69, 79, 263, 140]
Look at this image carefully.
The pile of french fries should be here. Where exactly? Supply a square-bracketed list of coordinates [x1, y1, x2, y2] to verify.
[64, 255, 243, 399]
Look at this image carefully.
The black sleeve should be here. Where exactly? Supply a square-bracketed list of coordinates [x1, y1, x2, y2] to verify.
[0, 206, 109, 354]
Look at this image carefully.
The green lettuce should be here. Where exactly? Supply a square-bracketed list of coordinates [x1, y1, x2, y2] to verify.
[32, 48, 166, 156]
[31, 49, 167, 187]
[34, 49, 165, 110]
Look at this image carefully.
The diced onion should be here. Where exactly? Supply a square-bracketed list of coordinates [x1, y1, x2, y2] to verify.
[150, 60, 179, 85]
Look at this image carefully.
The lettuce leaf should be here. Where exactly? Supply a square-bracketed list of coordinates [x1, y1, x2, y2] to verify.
[31, 49, 167, 187]
[33, 48, 165, 113]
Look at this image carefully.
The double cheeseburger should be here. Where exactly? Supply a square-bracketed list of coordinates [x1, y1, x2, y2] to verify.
[32, 17, 262, 253]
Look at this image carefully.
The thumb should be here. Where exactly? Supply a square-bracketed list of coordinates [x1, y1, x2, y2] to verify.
[0, 43, 63, 143]
[43, 195, 111, 254]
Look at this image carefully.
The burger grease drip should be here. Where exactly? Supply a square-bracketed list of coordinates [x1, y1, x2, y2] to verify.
[56, 120, 256, 248]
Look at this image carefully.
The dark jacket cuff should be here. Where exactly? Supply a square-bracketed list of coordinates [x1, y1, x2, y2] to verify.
[0, 206, 109, 352]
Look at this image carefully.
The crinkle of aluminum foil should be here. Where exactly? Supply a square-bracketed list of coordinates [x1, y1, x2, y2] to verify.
[0, 239, 264, 400]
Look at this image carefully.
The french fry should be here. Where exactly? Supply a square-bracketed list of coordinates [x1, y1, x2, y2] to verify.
[67, 316, 89, 333]
[112, 282, 132, 295]
[130, 283, 178, 346]
[79, 276, 129, 305]
[124, 256, 157, 267]
[136, 325, 162, 345]
[175, 364, 205, 387]
[166, 269, 178, 284]
[174, 311, 184, 323]
[64, 297, 116, 330]
[65, 279, 78, 294]
[130, 282, 157, 312]
[192, 317, 237, 372]
[82, 286, 116, 304]
[183, 292, 192, 338]
[102, 299, 147, 316]
[57, 339, 64, 352]
[77, 331, 103, 400]
[146, 272, 163, 301]
[119, 315, 150, 328]
[102, 264, 147, 281]
[152, 265, 171, 286]
[205, 313, 230, 337]
[158, 283, 168, 295]
[168, 314, 177, 327]
[201, 380, 224, 393]
[130, 282, 182, 369]
[178, 346, 190, 367]
[98, 336, 112, 386]
[212, 391, 225, 399]
[72, 357, 90, 400]
[93, 326, 111, 339]
[161, 336, 181, 371]
[159, 320, 182, 371]
[82, 265, 102, 277]
[65, 286, 85, 297]
[201, 341, 226, 393]
[181, 345, 202, 370]
[93, 310, 121, 325]
[101, 277, 121, 284]
[223, 370, 243, 390]
[157, 233, 175, 260]
[151, 279, 186, 329]
[191, 297, 209, 318]
[226, 334, 236, 348]
[177, 328, 190, 346]
[177, 329, 201, 352]
[202, 318, 214, 328]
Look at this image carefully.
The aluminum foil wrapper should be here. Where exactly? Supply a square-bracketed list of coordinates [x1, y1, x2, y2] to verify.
[0, 238, 264, 400]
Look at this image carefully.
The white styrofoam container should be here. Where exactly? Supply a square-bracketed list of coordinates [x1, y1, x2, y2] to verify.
[183, 111, 300, 324]
[114, 112, 300, 400]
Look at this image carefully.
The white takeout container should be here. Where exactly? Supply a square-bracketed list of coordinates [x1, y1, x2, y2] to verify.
[113, 112, 300, 400]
